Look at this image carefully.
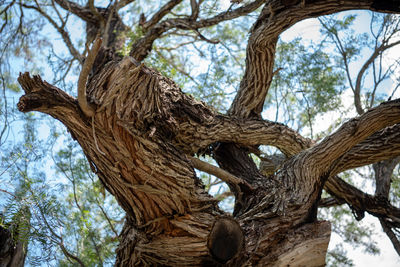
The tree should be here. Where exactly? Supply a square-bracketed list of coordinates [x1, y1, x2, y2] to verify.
[1, 0, 400, 266]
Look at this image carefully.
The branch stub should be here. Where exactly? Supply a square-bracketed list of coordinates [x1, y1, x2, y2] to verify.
[207, 217, 244, 263]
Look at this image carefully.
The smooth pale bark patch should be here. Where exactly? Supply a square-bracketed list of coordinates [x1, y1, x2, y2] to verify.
[273, 221, 331, 267]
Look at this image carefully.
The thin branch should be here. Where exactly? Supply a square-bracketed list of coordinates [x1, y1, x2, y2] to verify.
[154, 49, 200, 86]
[130, 0, 264, 61]
[77, 37, 102, 117]
[141, 0, 183, 31]
[116, 0, 136, 10]
[0, 188, 17, 198]
[190, 0, 199, 19]
[20, 2, 83, 63]
[354, 39, 400, 114]
[188, 156, 248, 188]
[319, 17, 356, 93]
[380, 218, 400, 256]
[0, 0, 16, 16]
[51, 0, 66, 27]
[35, 190, 86, 267]
[88, 0, 105, 29]
[102, 0, 118, 46]
[58, 242, 87, 267]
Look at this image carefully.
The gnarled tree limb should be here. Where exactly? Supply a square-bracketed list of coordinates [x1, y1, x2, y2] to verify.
[303, 99, 400, 177]
[331, 124, 400, 175]
[175, 117, 312, 156]
[230, 0, 400, 118]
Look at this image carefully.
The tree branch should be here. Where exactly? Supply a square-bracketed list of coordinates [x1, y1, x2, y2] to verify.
[304, 99, 400, 177]
[54, 0, 97, 23]
[354, 39, 400, 114]
[324, 175, 400, 222]
[141, 0, 183, 31]
[88, 0, 105, 29]
[380, 218, 400, 255]
[116, 0, 136, 10]
[77, 37, 102, 117]
[21, 2, 83, 63]
[188, 156, 252, 191]
[330, 124, 400, 175]
[175, 116, 313, 156]
[229, 0, 400, 119]
[373, 156, 400, 256]
[129, 0, 264, 61]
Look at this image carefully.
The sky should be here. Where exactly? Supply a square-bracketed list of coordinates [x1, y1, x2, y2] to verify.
[2, 1, 400, 266]
[278, 10, 400, 266]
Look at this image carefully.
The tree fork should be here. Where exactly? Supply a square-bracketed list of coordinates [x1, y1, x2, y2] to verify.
[16, 58, 334, 265]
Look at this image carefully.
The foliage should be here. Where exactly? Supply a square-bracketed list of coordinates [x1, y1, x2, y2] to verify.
[0, 1, 400, 266]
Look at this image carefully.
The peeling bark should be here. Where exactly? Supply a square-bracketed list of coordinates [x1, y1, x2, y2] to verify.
[17, 58, 335, 265]
[15, 0, 400, 265]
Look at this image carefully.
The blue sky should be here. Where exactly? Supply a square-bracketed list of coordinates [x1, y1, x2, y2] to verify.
[1, 2, 400, 266]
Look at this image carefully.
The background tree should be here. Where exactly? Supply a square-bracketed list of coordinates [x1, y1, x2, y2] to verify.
[1, 0, 400, 266]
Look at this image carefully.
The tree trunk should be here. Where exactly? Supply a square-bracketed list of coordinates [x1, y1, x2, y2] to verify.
[0, 226, 26, 267]
[0, 211, 29, 267]
[17, 53, 400, 265]
[15, 0, 400, 266]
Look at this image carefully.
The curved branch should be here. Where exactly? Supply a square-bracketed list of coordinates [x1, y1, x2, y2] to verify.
[141, 0, 183, 31]
[21, 2, 84, 63]
[129, 0, 264, 61]
[354, 39, 400, 114]
[324, 175, 400, 222]
[304, 99, 400, 177]
[77, 38, 102, 117]
[330, 124, 400, 175]
[229, 0, 400, 119]
[54, 0, 97, 23]
[176, 117, 312, 156]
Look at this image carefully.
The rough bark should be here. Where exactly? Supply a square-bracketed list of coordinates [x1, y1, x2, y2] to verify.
[0, 226, 26, 267]
[17, 58, 337, 265]
[373, 158, 400, 255]
[17, 57, 400, 266]
[15, 0, 400, 266]
[0, 209, 29, 267]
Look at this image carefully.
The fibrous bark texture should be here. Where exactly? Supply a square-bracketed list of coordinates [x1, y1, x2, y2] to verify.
[17, 58, 337, 265]
[0, 226, 26, 267]
[17, 54, 400, 265]
[16, 0, 400, 266]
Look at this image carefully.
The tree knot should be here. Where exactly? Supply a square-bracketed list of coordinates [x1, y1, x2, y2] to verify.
[207, 217, 244, 263]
